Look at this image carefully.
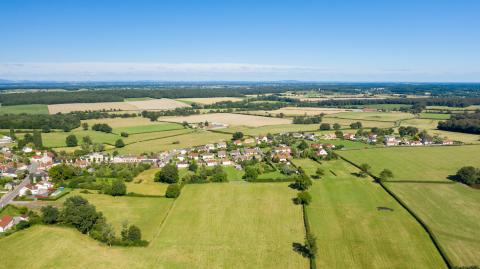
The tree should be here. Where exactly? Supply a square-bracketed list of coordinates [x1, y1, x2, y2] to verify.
[350, 121, 362, 129]
[9, 128, 16, 140]
[41, 205, 59, 224]
[292, 171, 312, 190]
[82, 122, 89, 130]
[66, 134, 78, 147]
[109, 179, 127, 196]
[232, 132, 244, 140]
[127, 225, 142, 242]
[455, 166, 479, 185]
[165, 184, 181, 198]
[115, 139, 125, 148]
[120, 132, 129, 137]
[82, 135, 92, 145]
[243, 166, 258, 181]
[48, 164, 75, 181]
[335, 130, 343, 138]
[32, 130, 43, 148]
[188, 160, 198, 172]
[62, 196, 100, 234]
[211, 165, 228, 182]
[359, 163, 371, 177]
[294, 191, 312, 205]
[155, 164, 179, 183]
[379, 169, 394, 181]
[333, 123, 341, 130]
[319, 123, 331, 130]
[305, 232, 318, 258]
[297, 140, 308, 151]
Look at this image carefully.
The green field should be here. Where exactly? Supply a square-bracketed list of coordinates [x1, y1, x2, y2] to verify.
[363, 104, 411, 110]
[385, 182, 480, 267]
[322, 117, 396, 128]
[222, 124, 320, 136]
[419, 113, 451, 120]
[43, 130, 120, 147]
[114, 122, 184, 134]
[126, 168, 168, 196]
[339, 145, 480, 182]
[326, 111, 414, 122]
[223, 166, 244, 181]
[306, 160, 447, 268]
[0, 183, 308, 269]
[0, 104, 49, 114]
[124, 97, 154, 101]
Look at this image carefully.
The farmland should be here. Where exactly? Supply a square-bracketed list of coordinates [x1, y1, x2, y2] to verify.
[303, 160, 447, 269]
[47, 99, 189, 114]
[326, 111, 414, 122]
[176, 97, 244, 104]
[339, 145, 480, 182]
[262, 107, 348, 116]
[0, 104, 49, 114]
[0, 183, 308, 269]
[126, 168, 168, 196]
[159, 113, 292, 127]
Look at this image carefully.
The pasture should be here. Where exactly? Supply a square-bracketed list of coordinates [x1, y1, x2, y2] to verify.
[339, 145, 480, 182]
[418, 113, 451, 120]
[159, 113, 291, 127]
[0, 183, 308, 269]
[43, 130, 119, 147]
[385, 182, 480, 267]
[322, 117, 395, 128]
[176, 97, 243, 104]
[127, 168, 168, 196]
[264, 107, 348, 116]
[221, 124, 320, 136]
[326, 111, 414, 122]
[0, 104, 49, 114]
[306, 160, 447, 269]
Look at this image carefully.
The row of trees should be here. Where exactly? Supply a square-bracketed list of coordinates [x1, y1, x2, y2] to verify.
[438, 112, 480, 134]
[92, 123, 113, 133]
[292, 115, 324, 124]
[141, 108, 200, 121]
[41, 196, 146, 246]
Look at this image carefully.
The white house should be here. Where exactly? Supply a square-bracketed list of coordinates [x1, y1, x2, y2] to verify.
[317, 149, 328, 156]
[384, 136, 399, 146]
[87, 152, 108, 163]
[0, 216, 14, 233]
[221, 159, 232, 166]
[216, 142, 227, 149]
[201, 153, 215, 161]
[22, 146, 33, 153]
[0, 136, 12, 144]
[176, 162, 188, 169]
[206, 160, 218, 167]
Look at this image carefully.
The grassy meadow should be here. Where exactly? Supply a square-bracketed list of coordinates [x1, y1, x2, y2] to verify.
[306, 160, 447, 269]
[385, 182, 480, 267]
[326, 111, 414, 122]
[0, 183, 309, 269]
[0, 104, 49, 114]
[126, 168, 168, 196]
[339, 145, 480, 182]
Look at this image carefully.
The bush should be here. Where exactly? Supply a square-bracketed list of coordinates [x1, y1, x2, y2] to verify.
[66, 134, 78, 147]
[15, 221, 31, 230]
[120, 132, 129, 137]
[454, 166, 479, 185]
[232, 132, 244, 140]
[165, 184, 181, 198]
[41, 205, 60, 224]
[115, 139, 125, 148]
[294, 191, 312, 205]
[319, 123, 331, 130]
[155, 164, 179, 183]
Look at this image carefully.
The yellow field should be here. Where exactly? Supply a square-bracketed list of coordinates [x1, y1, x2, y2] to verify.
[159, 113, 292, 127]
[48, 99, 189, 114]
[176, 97, 243, 104]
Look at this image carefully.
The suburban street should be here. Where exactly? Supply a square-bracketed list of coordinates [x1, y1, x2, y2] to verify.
[0, 163, 37, 209]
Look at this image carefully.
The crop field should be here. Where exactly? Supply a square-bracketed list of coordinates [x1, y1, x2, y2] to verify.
[306, 160, 447, 269]
[159, 113, 291, 127]
[326, 111, 414, 122]
[263, 107, 348, 116]
[222, 124, 320, 136]
[176, 97, 243, 104]
[427, 105, 480, 111]
[385, 182, 480, 267]
[339, 145, 480, 182]
[127, 168, 168, 196]
[115, 130, 231, 154]
[123, 129, 194, 144]
[47, 99, 189, 114]
[0, 104, 49, 114]
[0, 183, 308, 269]
[322, 117, 395, 128]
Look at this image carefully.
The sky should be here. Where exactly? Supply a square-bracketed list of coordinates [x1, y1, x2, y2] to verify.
[0, 0, 479, 82]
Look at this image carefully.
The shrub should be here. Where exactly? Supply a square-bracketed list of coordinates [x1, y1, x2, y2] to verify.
[294, 191, 312, 205]
[115, 139, 125, 148]
[155, 164, 179, 183]
[165, 184, 181, 198]
[66, 134, 78, 147]
[120, 132, 129, 137]
[41, 205, 60, 224]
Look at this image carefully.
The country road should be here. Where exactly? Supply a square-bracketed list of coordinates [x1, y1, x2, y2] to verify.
[0, 163, 37, 209]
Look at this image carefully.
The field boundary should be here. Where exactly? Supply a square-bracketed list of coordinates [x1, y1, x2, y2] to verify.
[384, 180, 455, 184]
[339, 156, 453, 269]
[302, 204, 317, 269]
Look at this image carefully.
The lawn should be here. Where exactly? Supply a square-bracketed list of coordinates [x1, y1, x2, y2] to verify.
[307, 160, 447, 269]
[126, 168, 168, 196]
[326, 111, 414, 122]
[339, 145, 480, 182]
[223, 166, 244, 181]
[385, 182, 480, 267]
[291, 158, 320, 177]
[316, 139, 378, 150]
[0, 104, 49, 114]
[123, 129, 194, 144]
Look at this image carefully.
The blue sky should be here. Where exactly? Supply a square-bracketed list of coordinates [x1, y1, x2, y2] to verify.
[0, 0, 479, 81]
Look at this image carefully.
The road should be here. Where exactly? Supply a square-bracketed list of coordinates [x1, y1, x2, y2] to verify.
[0, 163, 37, 209]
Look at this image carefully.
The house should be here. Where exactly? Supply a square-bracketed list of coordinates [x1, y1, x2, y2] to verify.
[1, 167, 18, 178]
[87, 152, 108, 163]
[177, 155, 186, 162]
[323, 133, 337, 140]
[310, 144, 323, 150]
[442, 140, 454, 145]
[217, 151, 227, 158]
[176, 162, 188, 169]
[410, 141, 423, 146]
[216, 142, 227, 149]
[343, 133, 355, 140]
[201, 153, 215, 161]
[1, 146, 11, 153]
[244, 148, 259, 157]
[0, 136, 12, 144]
[316, 149, 328, 156]
[256, 135, 269, 144]
[178, 149, 188, 155]
[274, 154, 289, 162]
[188, 152, 199, 160]
[30, 152, 54, 167]
[205, 144, 216, 151]
[4, 181, 16, 191]
[221, 159, 232, 166]
[305, 133, 316, 141]
[22, 146, 33, 153]
[233, 140, 243, 146]
[292, 133, 304, 139]
[422, 139, 433, 145]
[274, 146, 291, 154]
[243, 138, 255, 145]
[324, 144, 336, 149]
[384, 136, 399, 146]
[206, 160, 218, 167]
[0, 215, 14, 233]
[230, 150, 242, 159]
[19, 181, 53, 196]
[367, 134, 378, 143]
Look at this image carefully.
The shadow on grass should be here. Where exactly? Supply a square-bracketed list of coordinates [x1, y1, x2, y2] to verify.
[292, 242, 310, 257]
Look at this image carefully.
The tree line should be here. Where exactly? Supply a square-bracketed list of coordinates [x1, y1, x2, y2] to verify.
[437, 112, 480, 134]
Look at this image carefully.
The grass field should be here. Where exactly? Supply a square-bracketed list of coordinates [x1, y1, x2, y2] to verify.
[261, 107, 348, 116]
[115, 130, 231, 154]
[127, 168, 168, 196]
[322, 117, 396, 128]
[0, 104, 49, 114]
[48, 99, 188, 114]
[159, 113, 291, 127]
[327, 111, 414, 122]
[223, 166, 244, 181]
[222, 124, 320, 136]
[419, 113, 451, 120]
[339, 145, 480, 182]
[400, 118, 480, 143]
[306, 160, 447, 269]
[176, 97, 243, 104]
[0, 183, 309, 269]
[385, 182, 480, 267]
[43, 130, 120, 147]
[114, 122, 184, 134]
